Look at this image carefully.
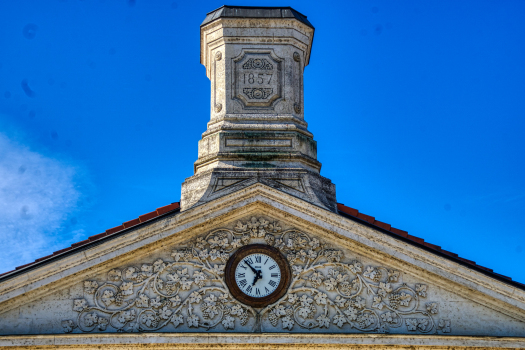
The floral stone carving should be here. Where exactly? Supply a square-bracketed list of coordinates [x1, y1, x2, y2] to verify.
[64, 217, 451, 334]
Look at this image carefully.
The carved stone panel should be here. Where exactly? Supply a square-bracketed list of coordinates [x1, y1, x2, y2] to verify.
[232, 50, 283, 109]
[61, 217, 453, 334]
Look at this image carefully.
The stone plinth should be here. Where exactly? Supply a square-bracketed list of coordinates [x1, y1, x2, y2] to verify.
[181, 6, 336, 212]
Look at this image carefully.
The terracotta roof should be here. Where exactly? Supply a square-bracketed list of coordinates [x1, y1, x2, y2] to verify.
[0, 202, 180, 278]
[0, 200, 523, 290]
[337, 203, 525, 288]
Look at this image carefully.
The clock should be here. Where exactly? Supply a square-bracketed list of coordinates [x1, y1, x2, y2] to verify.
[225, 244, 291, 308]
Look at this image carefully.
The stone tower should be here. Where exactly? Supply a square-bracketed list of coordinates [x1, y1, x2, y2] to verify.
[181, 6, 336, 212]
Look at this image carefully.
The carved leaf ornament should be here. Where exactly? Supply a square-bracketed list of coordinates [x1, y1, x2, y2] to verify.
[64, 218, 451, 334]
[243, 88, 273, 100]
[243, 58, 273, 70]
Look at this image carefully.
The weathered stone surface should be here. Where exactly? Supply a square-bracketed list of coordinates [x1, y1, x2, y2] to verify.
[181, 7, 336, 212]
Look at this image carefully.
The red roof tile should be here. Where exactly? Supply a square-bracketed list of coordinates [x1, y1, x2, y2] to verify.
[1, 202, 180, 277]
[336, 203, 515, 284]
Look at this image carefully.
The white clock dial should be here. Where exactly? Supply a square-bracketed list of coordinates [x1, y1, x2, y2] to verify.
[234, 253, 281, 298]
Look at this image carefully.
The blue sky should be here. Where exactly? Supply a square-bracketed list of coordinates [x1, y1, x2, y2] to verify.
[0, 0, 524, 283]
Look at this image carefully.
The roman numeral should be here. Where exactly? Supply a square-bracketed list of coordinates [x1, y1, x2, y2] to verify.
[239, 279, 247, 287]
[246, 285, 252, 294]
[237, 273, 245, 278]
[256, 288, 260, 296]
[269, 264, 277, 270]
[239, 264, 247, 270]
[245, 258, 253, 264]
[271, 273, 278, 278]
[264, 258, 268, 265]
[265, 286, 270, 293]
[255, 255, 261, 263]
[268, 280, 277, 287]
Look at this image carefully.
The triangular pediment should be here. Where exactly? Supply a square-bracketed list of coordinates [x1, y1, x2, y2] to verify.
[0, 184, 524, 340]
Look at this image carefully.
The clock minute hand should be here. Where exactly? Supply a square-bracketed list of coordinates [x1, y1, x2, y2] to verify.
[244, 260, 258, 274]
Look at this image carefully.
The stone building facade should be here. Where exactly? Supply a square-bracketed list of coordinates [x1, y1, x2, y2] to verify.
[0, 6, 524, 350]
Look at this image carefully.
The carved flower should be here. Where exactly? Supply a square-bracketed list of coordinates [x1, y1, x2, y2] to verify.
[230, 238, 242, 249]
[292, 265, 303, 276]
[193, 270, 207, 287]
[84, 313, 98, 327]
[124, 267, 141, 282]
[62, 320, 75, 333]
[274, 238, 285, 250]
[288, 293, 298, 305]
[234, 221, 247, 233]
[372, 296, 384, 309]
[406, 318, 418, 331]
[309, 238, 320, 249]
[83, 281, 98, 294]
[388, 269, 399, 282]
[153, 259, 166, 273]
[171, 250, 185, 262]
[317, 314, 330, 328]
[171, 313, 184, 327]
[195, 237, 207, 249]
[438, 319, 451, 333]
[415, 284, 427, 298]
[333, 314, 346, 328]
[101, 290, 115, 306]
[323, 277, 337, 291]
[309, 271, 324, 287]
[426, 302, 438, 314]
[357, 312, 373, 327]
[108, 269, 122, 281]
[117, 309, 136, 323]
[273, 305, 286, 316]
[170, 295, 181, 307]
[353, 296, 366, 309]
[307, 249, 317, 260]
[180, 278, 193, 290]
[208, 236, 229, 249]
[381, 312, 395, 323]
[212, 264, 225, 276]
[323, 249, 342, 262]
[363, 266, 381, 281]
[142, 313, 158, 328]
[282, 316, 294, 330]
[241, 234, 251, 245]
[136, 293, 149, 308]
[187, 314, 199, 328]
[189, 291, 202, 304]
[150, 296, 162, 308]
[98, 317, 108, 331]
[265, 234, 275, 246]
[159, 306, 173, 320]
[141, 264, 153, 277]
[314, 292, 328, 305]
[230, 305, 243, 316]
[348, 261, 363, 274]
[417, 318, 429, 331]
[204, 293, 217, 306]
[199, 249, 209, 260]
[73, 299, 88, 312]
[299, 295, 313, 307]
[378, 282, 393, 297]
[344, 306, 359, 321]
[209, 249, 220, 260]
[268, 221, 282, 233]
[351, 278, 360, 290]
[222, 315, 235, 330]
[334, 296, 347, 308]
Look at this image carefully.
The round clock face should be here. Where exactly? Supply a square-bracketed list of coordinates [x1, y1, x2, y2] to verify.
[225, 244, 291, 308]
[234, 253, 281, 298]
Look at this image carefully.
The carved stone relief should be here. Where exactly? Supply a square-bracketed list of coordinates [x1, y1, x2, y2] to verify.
[63, 217, 451, 334]
[232, 50, 283, 109]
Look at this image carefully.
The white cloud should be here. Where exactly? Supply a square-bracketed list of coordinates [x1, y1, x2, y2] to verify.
[0, 133, 84, 273]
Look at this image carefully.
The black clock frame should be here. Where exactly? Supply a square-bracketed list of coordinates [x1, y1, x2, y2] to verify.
[225, 244, 291, 308]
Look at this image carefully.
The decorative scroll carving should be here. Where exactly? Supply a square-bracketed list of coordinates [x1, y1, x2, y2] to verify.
[243, 58, 273, 70]
[243, 88, 273, 100]
[293, 103, 301, 114]
[214, 103, 222, 113]
[293, 52, 301, 62]
[64, 217, 450, 334]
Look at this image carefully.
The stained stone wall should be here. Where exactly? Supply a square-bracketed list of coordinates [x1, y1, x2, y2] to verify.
[1, 215, 524, 336]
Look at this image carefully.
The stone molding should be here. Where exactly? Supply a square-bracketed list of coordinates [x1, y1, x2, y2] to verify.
[1, 333, 525, 349]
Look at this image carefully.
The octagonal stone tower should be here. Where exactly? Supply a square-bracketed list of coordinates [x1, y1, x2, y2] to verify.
[181, 6, 336, 212]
